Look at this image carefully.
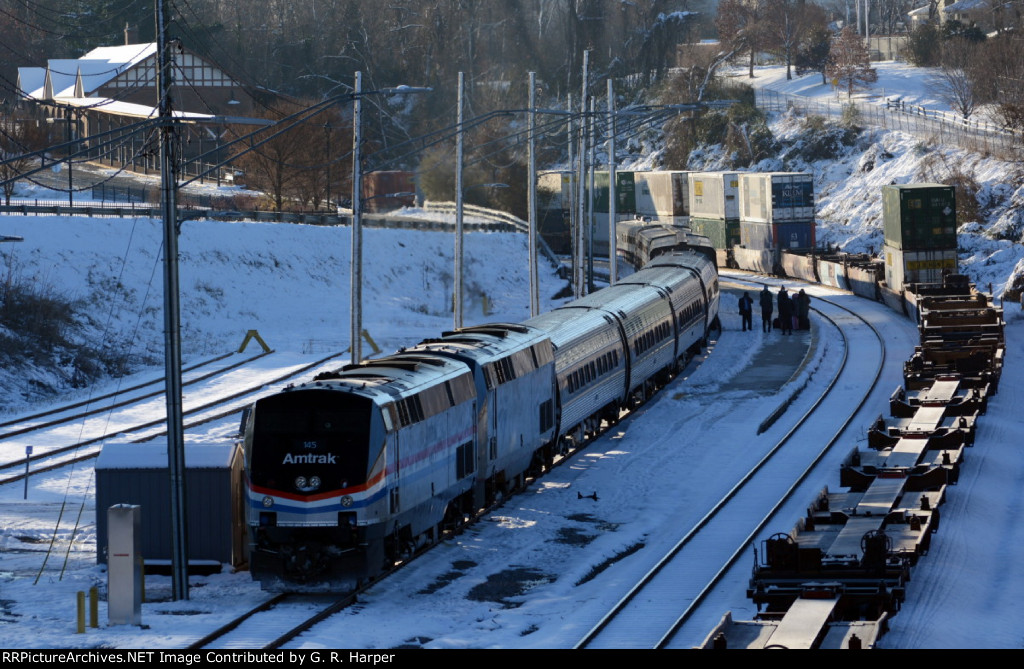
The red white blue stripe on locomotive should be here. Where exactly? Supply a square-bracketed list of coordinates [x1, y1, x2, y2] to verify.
[247, 424, 476, 517]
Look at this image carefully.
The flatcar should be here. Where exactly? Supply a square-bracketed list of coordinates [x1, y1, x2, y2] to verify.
[702, 276, 1004, 649]
[242, 236, 720, 591]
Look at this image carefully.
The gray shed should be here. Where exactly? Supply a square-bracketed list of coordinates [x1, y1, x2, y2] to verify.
[95, 440, 247, 570]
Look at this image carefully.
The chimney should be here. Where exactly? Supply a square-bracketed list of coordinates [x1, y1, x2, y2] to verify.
[124, 23, 138, 45]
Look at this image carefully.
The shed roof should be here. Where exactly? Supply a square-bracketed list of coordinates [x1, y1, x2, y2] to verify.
[95, 440, 239, 470]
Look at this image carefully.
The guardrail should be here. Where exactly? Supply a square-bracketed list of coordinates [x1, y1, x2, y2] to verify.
[422, 201, 561, 266]
[0, 201, 161, 218]
[755, 88, 1022, 159]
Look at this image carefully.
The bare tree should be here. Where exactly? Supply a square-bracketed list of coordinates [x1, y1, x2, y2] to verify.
[970, 33, 1024, 130]
[932, 38, 978, 120]
[229, 103, 338, 211]
[716, 0, 769, 78]
[0, 115, 48, 206]
[875, 0, 917, 35]
[763, 0, 828, 80]
[826, 26, 878, 98]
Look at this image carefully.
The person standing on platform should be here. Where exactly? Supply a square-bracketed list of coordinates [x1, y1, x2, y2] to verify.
[739, 292, 753, 331]
[778, 287, 793, 335]
[760, 286, 774, 332]
[797, 289, 811, 330]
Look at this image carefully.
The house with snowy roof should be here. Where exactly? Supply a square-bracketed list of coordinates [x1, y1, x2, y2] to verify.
[907, 0, 994, 31]
[15, 37, 266, 177]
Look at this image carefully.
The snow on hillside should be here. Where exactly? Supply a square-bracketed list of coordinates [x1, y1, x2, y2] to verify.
[717, 63, 1024, 298]
[0, 213, 566, 414]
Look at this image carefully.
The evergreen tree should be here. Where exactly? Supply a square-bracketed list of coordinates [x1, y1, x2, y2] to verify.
[795, 25, 833, 85]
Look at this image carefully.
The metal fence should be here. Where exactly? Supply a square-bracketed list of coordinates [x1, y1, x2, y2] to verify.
[755, 88, 1023, 160]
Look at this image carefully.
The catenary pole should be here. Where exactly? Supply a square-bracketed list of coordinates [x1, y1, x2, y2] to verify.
[455, 72, 465, 329]
[607, 78, 616, 286]
[575, 50, 590, 298]
[157, 0, 188, 602]
[528, 72, 540, 317]
[351, 72, 363, 364]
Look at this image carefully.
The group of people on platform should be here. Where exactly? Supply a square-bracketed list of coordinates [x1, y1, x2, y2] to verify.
[738, 286, 809, 334]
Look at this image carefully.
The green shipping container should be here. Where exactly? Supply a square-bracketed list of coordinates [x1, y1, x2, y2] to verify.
[690, 217, 740, 250]
[882, 184, 957, 251]
[592, 171, 636, 214]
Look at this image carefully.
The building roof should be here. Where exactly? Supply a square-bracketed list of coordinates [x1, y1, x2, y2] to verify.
[58, 96, 213, 121]
[18, 43, 158, 101]
[15, 43, 228, 121]
[943, 0, 990, 12]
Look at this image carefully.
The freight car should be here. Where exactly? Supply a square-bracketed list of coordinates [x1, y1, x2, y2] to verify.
[242, 236, 720, 591]
[700, 275, 1005, 649]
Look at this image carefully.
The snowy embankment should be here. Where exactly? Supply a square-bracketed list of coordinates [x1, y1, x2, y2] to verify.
[708, 64, 1024, 299]
[0, 214, 564, 414]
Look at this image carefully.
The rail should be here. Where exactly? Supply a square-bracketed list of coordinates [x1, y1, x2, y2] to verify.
[575, 284, 886, 649]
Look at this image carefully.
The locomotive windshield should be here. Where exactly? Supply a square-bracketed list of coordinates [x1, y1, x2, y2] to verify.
[249, 389, 373, 494]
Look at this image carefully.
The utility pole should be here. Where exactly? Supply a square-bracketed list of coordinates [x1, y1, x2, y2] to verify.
[67, 110, 74, 207]
[575, 50, 590, 298]
[156, 0, 188, 602]
[455, 72, 465, 329]
[607, 78, 616, 286]
[527, 72, 539, 317]
[324, 122, 331, 211]
[351, 71, 364, 364]
[567, 92, 575, 293]
[587, 96, 596, 294]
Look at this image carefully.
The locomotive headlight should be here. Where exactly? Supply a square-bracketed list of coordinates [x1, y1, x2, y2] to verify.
[310, 476, 321, 490]
[262, 496, 274, 508]
[295, 476, 307, 489]
[341, 495, 353, 508]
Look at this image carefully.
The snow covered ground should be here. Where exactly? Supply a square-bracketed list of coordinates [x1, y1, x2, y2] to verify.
[0, 61, 1022, 649]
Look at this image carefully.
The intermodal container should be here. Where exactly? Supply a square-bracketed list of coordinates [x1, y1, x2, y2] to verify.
[689, 171, 740, 220]
[740, 220, 815, 250]
[538, 170, 574, 210]
[884, 245, 958, 292]
[739, 172, 815, 224]
[690, 217, 740, 250]
[882, 184, 957, 250]
[592, 171, 636, 215]
[634, 171, 690, 217]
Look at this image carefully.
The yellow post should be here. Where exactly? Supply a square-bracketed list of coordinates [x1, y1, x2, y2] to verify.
[76, 591, 85, 633]
[361, 329, 381, 355]
[89, 586, 98, 628]
[237, 330, 272, 353]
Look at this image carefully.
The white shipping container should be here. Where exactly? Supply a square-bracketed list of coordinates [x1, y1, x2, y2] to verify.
[883, 245, 958, 292]
[688, 171, 740, 220]
[538, 170, 574, 211]
[634, 171, 690, 217]
[738, 172, 815, 224]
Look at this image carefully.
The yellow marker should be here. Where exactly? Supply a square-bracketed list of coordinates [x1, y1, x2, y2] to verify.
[361, 329, 381, 355]
[237, 330, 272, 353]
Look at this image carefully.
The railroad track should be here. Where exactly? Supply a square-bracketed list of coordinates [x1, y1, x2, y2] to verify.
[574, 283, 887, 648]
[184, 327, 726, 649]
[0, 350, 347, 488]
[185, 593, 354, 650]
